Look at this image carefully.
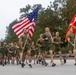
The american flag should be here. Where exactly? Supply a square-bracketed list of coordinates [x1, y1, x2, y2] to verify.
[12, 7, 39, 38]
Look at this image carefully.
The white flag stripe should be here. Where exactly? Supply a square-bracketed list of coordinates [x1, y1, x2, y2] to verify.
[13, 20, 30, 32]
[29, 26, 35, 37]
[16, 22, 34, 35]
[18, 25, 34, 38]
[12, 18, 26, 29]
[12, 17, 36, 38]
[30, 24, 35, 31]
[29, 31, 33, 37]
[12, 18, 28, 29]
[18, 33, 23, 38]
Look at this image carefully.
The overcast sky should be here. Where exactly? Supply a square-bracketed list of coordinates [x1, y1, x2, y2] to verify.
[0, 0, 54, 40]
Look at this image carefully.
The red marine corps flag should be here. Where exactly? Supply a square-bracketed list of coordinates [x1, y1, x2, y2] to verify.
[65, 14, 76, 41]
[12, 7, 39, 39]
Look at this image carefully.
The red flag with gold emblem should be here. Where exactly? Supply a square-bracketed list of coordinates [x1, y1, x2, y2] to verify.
[65, 14, 76, 41]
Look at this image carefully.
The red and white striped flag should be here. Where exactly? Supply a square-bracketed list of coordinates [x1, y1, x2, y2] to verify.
[12, 7, 39, 38]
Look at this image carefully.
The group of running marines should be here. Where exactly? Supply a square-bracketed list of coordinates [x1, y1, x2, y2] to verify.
[0, 27, 76, 68]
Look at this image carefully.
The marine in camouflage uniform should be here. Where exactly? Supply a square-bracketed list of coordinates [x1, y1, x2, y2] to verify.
[31, 42, 36, 56]
[31, 42, 37, 64]
[0, 42, 3, 56]
[8, 43, 16, 64]
[0, 42, 3, 65]
[73, 34, 76, 65]
[36, 35, 45, 54]
[53, 36, 61, 52]
[0, 42, 5, 66]
[42, 33, 52, 52]
[20, 34, 31, 54]
[36, 34, 45, 64]
[42, 27, 56, 67]
[2, 42, 8, 65]
[8, 43, 15, 58]
[53, 32, 64, 65]
[19, 28, 32, 68]
[13, 42, 20, 65]
[6, 43, 11, 64]
[64, 28, 75, 64]
[67, 34, 74, 51]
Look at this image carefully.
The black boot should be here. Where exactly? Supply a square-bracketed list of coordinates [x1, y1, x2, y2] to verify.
[63, 58, 66, 63]
[21, 63, 25, 68]
[36, 60, 39, 64]
[28, 64, 32, 68]
[2, 62, 5, 66]
[52, 63, 56, 67]
[74, 63, 76, 66]
[0, 62, 2, 65]
[45, 62, 48, 66]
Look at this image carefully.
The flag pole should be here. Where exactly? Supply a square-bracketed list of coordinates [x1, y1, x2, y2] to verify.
[20, 36, 27, 60]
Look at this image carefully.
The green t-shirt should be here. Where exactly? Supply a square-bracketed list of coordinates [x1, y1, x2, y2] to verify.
[31, 45, 36, 50]
[67, 33, 75, 50]
[36, 39, 44, 48]
[42, 33, 51, 44]
[20, 34, 29, 47]
[10, 45, 15, 54]
[68, 34, 75, 44]
[53, 36, 61, 47]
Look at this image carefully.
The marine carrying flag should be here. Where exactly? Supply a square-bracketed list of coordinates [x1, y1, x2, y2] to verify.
[65, 14, 76, 41]
[12, 7, 39, 38]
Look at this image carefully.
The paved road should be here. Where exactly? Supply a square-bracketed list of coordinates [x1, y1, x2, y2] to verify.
[0, 59, 76, 75]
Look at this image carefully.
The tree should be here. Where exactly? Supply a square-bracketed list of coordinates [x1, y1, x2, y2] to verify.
[5, 0, 76, 53]
[52, 0, 76, 52]
[19, 4, 31, 19]
[5, 19, 18, 43]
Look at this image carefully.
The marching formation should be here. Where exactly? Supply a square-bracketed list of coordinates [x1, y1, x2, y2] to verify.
[0, 27, 76, 68]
